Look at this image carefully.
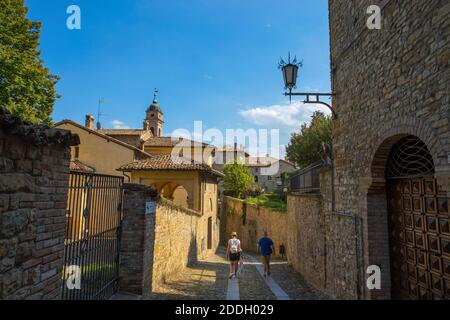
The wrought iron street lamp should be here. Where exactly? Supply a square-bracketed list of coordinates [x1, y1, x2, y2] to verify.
[279, 52, 337, 118]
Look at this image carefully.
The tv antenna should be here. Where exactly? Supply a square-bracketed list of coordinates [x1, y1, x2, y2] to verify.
[97, 98, 105, 130]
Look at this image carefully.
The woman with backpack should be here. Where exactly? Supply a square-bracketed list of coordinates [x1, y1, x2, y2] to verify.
[227, 232, 242, 279]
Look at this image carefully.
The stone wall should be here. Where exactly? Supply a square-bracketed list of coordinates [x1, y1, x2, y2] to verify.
[287, 194, 326, 291]
[152, 199, 201, 289]
[119, 184, 211, 296]
[285, 168, 365, 299]
[221, 196, 287, 257]
[328, 0, 449, 299]
[0, 108, 78, 299]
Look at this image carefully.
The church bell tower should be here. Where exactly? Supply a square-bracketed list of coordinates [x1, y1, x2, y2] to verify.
[145, 89, 164, 137]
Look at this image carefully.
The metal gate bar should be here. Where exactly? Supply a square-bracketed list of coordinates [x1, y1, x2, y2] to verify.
[62, 172, 123, 300]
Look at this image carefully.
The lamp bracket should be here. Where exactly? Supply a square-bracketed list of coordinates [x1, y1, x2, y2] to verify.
[284, 92, 337, 119]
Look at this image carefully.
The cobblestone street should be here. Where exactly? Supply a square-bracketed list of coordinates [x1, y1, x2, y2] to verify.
[144, 248, 330, 300]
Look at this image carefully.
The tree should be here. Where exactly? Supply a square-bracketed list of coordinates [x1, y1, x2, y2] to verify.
[223, 161, 254, 199]
[286, 111, 332, 169]
[0, 0, 59, 125]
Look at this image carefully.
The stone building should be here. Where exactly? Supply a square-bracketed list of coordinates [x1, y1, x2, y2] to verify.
[213, 144, 296, 194]
[246, 157, 296, 193]
[324, 0, 449, 300]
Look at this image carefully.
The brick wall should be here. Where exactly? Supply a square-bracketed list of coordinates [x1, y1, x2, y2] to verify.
[221, 196, 287, 258]
[0, 108, 78, 299]
[118, 184, 157, 295]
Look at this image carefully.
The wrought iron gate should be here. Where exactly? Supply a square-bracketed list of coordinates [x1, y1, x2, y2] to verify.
[62, 172, 124, 300]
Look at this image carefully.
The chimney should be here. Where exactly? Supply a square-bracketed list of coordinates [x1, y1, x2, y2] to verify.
[85, 115, 94, 129]
[143, 120, 150, 131]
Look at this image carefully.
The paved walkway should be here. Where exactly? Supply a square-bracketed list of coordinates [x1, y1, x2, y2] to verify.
[139, 247, 330, 300]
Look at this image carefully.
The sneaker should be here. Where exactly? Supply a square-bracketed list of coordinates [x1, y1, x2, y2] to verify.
[229, 273, 234, 279]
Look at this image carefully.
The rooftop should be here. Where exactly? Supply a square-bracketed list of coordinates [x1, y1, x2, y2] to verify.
[54, 119, 153, 158]
[97, 129, 151, 136]
[144, 136, 213, 148]
[118, 153, 224, 177]
[245, 157, 296, 168]
[70, 159, 96, 173]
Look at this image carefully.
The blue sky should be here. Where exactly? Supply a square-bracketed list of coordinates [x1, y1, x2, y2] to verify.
[25, 0, 331, 156]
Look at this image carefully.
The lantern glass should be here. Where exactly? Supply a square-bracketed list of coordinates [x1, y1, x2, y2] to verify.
[282, 64, 299, 89]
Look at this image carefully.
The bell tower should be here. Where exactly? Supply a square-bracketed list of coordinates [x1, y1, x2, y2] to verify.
[145, 89, 164, 137]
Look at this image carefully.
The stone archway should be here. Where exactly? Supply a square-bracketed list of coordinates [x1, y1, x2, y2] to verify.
[365, 134, 410, 300]
[366, 134, 449, 300]
[172, 185, 189, 208]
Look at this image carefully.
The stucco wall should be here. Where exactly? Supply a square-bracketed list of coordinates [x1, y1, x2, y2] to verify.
[197, 176, 220, 259]
[221, 196, 287, 257]
[135, 171, 200, 211]
[56, 123, 136, 177]
[144, 145, 214, 166]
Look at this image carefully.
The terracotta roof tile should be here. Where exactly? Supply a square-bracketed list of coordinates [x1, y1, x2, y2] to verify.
[118, 154, 224, 177]
[70, 160, 95, 173]
[97, 129, 150, 136]
[144, 136, 212, 148]
[245, 157, 296, 168]
[54, 120, 153, 158]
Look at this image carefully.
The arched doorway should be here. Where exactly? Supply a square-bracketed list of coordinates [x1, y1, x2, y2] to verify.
[172, 185, 189, 208]
[386, 136, 450, 299]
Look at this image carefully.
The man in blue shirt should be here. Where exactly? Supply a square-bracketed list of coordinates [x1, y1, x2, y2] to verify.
[257, 231, 275, 277]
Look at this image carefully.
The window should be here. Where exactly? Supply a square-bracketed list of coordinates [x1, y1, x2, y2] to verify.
[255, 176, 258, 183]
[74, 146, 80, 159]
[268, 176, 272, 181]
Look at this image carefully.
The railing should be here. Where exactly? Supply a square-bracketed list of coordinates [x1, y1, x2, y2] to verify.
[62, 171, 124, 300]
[290, 162, 323, 194]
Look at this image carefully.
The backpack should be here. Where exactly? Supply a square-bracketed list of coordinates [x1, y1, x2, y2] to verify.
[230, 240, 239, 253]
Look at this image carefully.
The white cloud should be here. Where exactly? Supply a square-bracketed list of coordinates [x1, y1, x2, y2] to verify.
[239, 101, 331, 128]
[111, 120, 130, 129]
